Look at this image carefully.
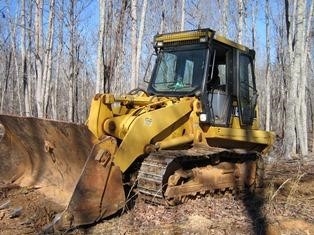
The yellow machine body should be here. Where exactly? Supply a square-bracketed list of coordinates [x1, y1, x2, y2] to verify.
[0, 28, 274, 231]
[86, 93, 273, 173]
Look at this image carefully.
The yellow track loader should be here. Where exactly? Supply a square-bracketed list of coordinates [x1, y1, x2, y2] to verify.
[0, 28, 274, 230]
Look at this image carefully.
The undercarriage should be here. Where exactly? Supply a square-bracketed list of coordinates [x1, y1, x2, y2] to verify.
[137, 146, 264, 205]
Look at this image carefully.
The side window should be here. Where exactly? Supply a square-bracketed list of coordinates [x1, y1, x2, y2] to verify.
[217, 64, 226, 87]
[208, 52, 227, 91]
[238, 54, 257, 125]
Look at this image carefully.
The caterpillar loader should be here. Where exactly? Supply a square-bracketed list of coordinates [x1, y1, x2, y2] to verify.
[0, 28, 274, 231]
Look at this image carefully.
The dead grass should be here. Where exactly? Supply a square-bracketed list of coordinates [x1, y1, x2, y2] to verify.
[0, 155, 313, 235]
[89, 156, 314, 235]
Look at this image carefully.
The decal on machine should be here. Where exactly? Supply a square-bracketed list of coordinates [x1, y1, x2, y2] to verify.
[144, 118, 153, 126]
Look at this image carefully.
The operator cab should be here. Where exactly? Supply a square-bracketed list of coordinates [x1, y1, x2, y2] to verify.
[147, 28, 257, 127]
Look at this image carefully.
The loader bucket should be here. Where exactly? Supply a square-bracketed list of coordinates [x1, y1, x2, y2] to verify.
[53, 136, 126, 230]
[0, 115, 125, 230]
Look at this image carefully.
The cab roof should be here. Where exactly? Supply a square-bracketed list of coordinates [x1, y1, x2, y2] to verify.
[154, 28, 251, 53]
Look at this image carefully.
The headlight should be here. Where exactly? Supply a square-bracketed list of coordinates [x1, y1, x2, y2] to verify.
[200, 113, 207, 122]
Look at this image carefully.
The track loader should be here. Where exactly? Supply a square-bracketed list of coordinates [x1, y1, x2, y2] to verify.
[0, 28, 274, 231]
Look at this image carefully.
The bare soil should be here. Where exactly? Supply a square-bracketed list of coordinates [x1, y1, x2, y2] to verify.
[1, 155, 313, 235]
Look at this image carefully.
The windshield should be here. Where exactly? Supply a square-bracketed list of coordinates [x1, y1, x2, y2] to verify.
[149, 47, 207, 95]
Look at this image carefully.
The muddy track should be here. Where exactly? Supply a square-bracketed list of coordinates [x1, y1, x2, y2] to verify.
[137, 148, 259, 206]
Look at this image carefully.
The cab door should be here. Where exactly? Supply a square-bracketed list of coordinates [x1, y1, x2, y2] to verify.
[237, 53, 257, 126]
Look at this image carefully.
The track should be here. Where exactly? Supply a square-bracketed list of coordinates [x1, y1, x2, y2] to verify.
[137, 146, 260, 205]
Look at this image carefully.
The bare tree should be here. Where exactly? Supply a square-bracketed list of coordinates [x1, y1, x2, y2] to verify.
[181, 0, 185, 31]
[159, 0, 165, 33]
[136, 0, 148, 85]
[96, 0, 106, 93]
[250, 0, 257, 49]
[34, 0, 44, 117]
[284, 0, 310, 157]
[21, 0, 31, 116]
[0, 50, 12, 113]
[130, 0, 138, 89]
[265, 0, 271, 131]
[67, 0, 79, 122]
[8, 11, 22, 115]
[51, 0, 64, 119]
[42, 0, 55, 116]
[237, 0, 245, 44]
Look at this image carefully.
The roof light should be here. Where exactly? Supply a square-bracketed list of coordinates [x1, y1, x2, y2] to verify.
[199, 37, 207, 42]
[156, 41, 163, 47]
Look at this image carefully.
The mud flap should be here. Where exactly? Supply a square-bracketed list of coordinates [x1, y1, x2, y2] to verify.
[53, 137, 126, 230]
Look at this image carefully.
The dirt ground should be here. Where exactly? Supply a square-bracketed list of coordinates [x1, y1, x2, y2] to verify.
[0, 155, 313, 235]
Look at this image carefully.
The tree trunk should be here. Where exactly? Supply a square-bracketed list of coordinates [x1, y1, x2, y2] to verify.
[35, 0, 44, 117]
[293, 0, 307, 155]
[284, 0, 297, 158]
[42, 0, 55, 117]
[222, 0, 228, 36]
[52, 0, 64, 120]
[105, 0, 113, 92]
[181, 0, 185, 31]
[9, 16, 22, 115]
[0, 52, 12, 113]
[265, 0, 271, 131]
[68, 0, 77, 122]
[26, 1, 33, 116]
[130, 0, 138, 89]
[251, 0, 257, 49]
[284, 0, 310, 157]
[21, 0, 31, 116]
[111, 0, 127, 93]
[135, 0, 147, 85]
[237, 0, 245, 44]
[96, 0, 106, 93]
[159, 0, 165, 33]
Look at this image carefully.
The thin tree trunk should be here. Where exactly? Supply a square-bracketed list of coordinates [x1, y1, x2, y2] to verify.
[68, 0, 76, 122]
[110, 0, 127, 93]
[26, 0, 33, 116]
[159, 0, 165, 33]
[301, 0, 313, 153]
[135, 0, 147, 85]
[52, 0, 64, 120]
[284, 0, 297, 158]
[181, 0, 185, 31]
[295, 0, 309, 156]
[237, 0, 245, 44]
[9, 17, 22, 115]
[130, 0, 137, 89]
[105, 0, 113, 92]
[265, 0, 271, 131]
[35, 0, 44, 117]
[251, 0, 257, 49]
[222, 0, 228, 36]
[96, 0, 106, 93]
[42, 0, 55, 117]
[0, 52, 12, 113]
[21, 0, 30, 116]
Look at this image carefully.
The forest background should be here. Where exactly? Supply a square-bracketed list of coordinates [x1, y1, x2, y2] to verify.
[0, 0, 313, 159]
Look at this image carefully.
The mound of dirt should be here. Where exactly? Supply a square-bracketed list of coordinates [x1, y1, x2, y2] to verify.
[0, 184, 64, 234]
